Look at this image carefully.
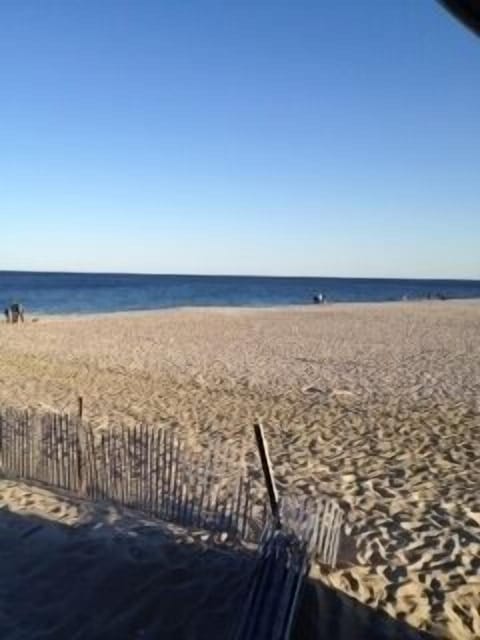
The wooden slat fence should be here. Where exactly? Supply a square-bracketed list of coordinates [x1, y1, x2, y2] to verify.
[0, 408, 260, 542]
[0, 406, 342, 564]
[0, 405, 346, 640]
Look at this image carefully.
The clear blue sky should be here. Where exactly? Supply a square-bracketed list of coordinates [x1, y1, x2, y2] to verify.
[1, 1, 479, 278]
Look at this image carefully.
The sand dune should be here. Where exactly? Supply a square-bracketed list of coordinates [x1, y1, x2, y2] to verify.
[0, 300, 479, 638]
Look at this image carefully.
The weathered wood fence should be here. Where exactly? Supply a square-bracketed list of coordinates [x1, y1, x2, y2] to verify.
[0, 408, 259, 540]
[0, 406, 343, 565]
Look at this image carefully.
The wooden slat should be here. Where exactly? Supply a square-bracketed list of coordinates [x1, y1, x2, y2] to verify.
[143, 425, 150, 513]
[59, 414, 65, 489]
[166, 429, 174, 520]
[48, 414, 54, 486]
[152, 428, 160, 517]
[147, 426, 154, 515]
[133, 425, 140, 508]
[123, 426, 130, 506]
[86, 425, 98, 500]
[160, 427, 169, 518]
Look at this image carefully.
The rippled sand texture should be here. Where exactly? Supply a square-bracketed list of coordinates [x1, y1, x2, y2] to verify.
[0, 300, 479, 638]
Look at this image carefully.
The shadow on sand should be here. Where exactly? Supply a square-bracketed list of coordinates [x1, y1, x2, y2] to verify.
[0, 501, 434, 640]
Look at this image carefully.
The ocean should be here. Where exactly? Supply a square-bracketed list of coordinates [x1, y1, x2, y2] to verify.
[1, 271, 479, 315]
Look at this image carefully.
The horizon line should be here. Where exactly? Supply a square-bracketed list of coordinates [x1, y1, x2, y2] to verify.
[0, 268, 479, 283]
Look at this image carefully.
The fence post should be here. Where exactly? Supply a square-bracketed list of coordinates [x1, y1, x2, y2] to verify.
[253, 423, 281, 529]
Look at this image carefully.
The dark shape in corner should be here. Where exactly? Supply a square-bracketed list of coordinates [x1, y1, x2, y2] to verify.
[438, 0, 480, 36]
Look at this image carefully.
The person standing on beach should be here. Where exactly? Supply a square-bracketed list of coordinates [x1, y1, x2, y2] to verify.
[10, 302, 25, 323]
[3, 307, 9, 323]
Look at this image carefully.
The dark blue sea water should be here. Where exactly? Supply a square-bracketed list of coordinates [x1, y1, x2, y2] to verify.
[1, 271, 479, 315]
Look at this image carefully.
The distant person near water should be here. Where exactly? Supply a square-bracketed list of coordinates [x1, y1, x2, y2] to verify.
[9, 302, 25, 324]
[3, 307, 9, 323]
[313, 292, 326, 305]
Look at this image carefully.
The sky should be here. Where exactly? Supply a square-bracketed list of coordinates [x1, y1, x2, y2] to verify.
[0, 1, 479, 279]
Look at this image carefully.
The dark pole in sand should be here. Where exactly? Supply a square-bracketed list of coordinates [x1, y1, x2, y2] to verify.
[78, 396, 83, 419]
[253, 422, 281, 529]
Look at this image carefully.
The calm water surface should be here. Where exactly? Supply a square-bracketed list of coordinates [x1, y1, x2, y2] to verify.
[1, 271, 479, 315]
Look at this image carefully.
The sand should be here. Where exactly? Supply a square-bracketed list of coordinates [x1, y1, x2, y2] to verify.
[0, 300, 479, 638]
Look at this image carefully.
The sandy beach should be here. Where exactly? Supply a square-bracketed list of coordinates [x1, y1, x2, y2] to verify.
[0, 300, 479, 638]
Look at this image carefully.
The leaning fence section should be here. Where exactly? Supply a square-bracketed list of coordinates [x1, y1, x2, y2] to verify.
[232, 526, 311, 640]
[280, 494, 344, 568]
[230, 496, 344, 639]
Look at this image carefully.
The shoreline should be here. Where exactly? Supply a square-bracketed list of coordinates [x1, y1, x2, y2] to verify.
[15, 296, 480, 322]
